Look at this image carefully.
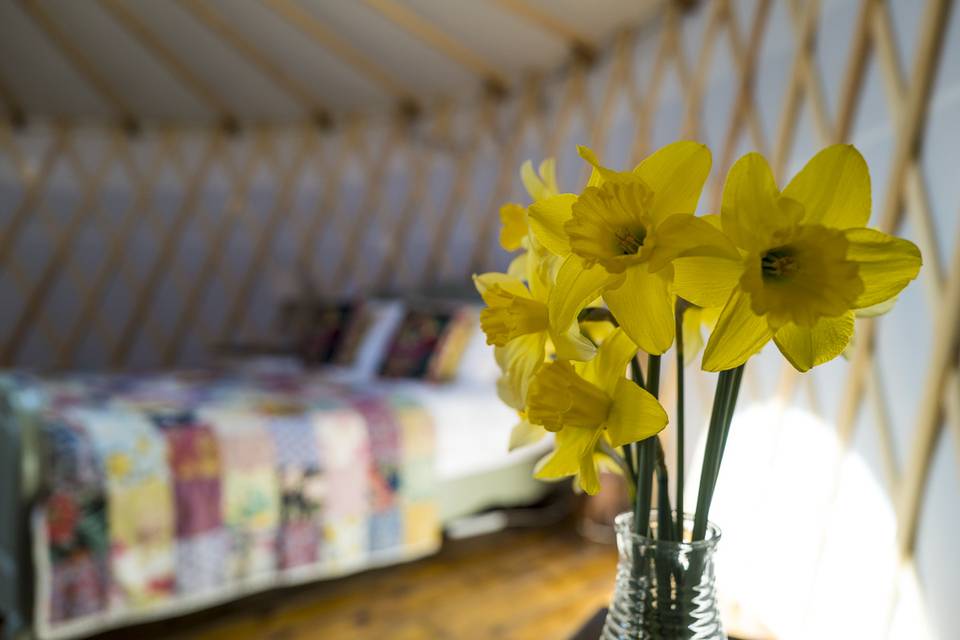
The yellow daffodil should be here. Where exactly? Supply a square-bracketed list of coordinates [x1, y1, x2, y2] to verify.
[474, 248, 597, 453]
[673, 145, 922, 372]
[528, 142, 737, 356]
[679, 303, 721, 365]
[498, 158, 559, 253]
[527, 329, 668, 494]
[499, 203, 528, 252]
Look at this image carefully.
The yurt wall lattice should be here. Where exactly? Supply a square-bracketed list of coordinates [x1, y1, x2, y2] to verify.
[0, 0, 958, 637]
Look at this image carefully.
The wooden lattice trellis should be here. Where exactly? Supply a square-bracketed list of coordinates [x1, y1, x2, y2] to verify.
[0, 0, 958, 635]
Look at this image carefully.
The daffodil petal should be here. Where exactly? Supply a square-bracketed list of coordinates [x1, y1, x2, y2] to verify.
[539, 158, 558, 195]
[634, 141, 712, 225]
[721, 152, 799, 252]
[702, 289, 774, 371]
[506, 252, 527, 280]
[509, 419, 546, 451]
[549, 256, 616, 360]
[844, 227, 922, 308]
[701, 213, 723, 229]
[581, 328, 638, 396]
[499, 202, 528, 251]
[681, 306, 704, 365]
[534, 427, 600, 479]
[473, 272, 531, 300]
[854, 296, 898, 318]
[494, 332, 547, 405]
[648, 213, 741, 272]
[577, 145, 636, 184]
[528, 194, 576, 256]
[782, 144, 870, 229]
[606, 378, 668, 447]
[577, 438, 603, 495]
[603, 265, 675, 355]
[773, 312, 854, 372]
[496, 374, 522, 410]
[671, 256, 744, 308]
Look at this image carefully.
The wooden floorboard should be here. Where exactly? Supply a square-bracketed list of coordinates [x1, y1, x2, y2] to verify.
[93, 523, 618, 640]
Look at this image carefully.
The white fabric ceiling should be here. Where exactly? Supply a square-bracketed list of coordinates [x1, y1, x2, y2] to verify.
[0, 0, 660, 124]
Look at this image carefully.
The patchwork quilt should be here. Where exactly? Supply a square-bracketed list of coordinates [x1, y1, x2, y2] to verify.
[3, 371, 438, 639]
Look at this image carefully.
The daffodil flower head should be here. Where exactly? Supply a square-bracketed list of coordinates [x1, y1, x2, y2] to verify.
[681, 145, 923, 372]
[528, 141, 731, 356]
[527, 360, 611, 431]
[477, 282, 549, 347]
[527, 329, 668, 494]
[566, 180, 657, 273]
[740, 223, 863, 328]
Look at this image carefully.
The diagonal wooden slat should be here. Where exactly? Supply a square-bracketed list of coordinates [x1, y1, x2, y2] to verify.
[59, 132, 175, 367]
[328, 120, 406, 291]
[99, 0, 233, 123]
[16, 0, 133, 122]
[2, 130, 124, 363]
[178, 0, 327, 119]
[221, 130, 317, 341]
[417, 103, 490, 289]
[0, 127, 68, 273]
[295, 127, 352, 285]
[898, 219, 960, 556]
[361, 0, 508, 89]
[491, 0, 595, 55]
[264, 0, 413, 102]
[110, 133, 224, 366]
[162, 132, 270, 363]
[0, 69, 24, 124]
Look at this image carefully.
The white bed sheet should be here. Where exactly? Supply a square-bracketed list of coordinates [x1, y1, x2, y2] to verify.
[366, 379, 550, 480]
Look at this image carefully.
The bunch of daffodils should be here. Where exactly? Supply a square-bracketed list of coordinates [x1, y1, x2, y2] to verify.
[475, 142, 921, 541]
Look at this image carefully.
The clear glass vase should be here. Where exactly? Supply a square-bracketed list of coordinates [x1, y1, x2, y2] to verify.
[602, 511, 724, 640]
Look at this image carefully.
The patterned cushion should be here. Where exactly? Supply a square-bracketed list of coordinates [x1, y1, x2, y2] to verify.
[281, 300, 362, 366]
[379, 306, 476, 382]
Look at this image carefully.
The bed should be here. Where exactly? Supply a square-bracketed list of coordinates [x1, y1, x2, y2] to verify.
[0, 303, 550, 640]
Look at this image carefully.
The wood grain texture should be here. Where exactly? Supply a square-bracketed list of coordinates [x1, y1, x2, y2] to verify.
[91, 526, 618, 640]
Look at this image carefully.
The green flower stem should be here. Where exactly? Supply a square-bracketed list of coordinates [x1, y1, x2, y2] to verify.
[717, 364, 745, 472]
[626, 356, 646, 496]
[633, 355, 661, 538]
[647, 354, 661, 399]
[702, 364, 745, 521]
[630, 355, 646, 390]
[621, 445, 636, 481]
[691, 364, 746, 541]
[692, 369, 732, 541]
[654, 438, 675, 541]
[634, 438, 654, 537]
[674, 306, 685, 538]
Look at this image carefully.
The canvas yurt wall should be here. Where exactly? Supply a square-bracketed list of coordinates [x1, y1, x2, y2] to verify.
[0, 1, 958, 637]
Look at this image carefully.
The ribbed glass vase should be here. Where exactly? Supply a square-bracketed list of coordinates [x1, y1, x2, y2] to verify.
[602, 511, 724, 640]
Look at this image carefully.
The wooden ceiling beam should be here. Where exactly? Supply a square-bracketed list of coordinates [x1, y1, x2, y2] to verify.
[17, 0, 133, 123]
[361, 0, 508, 90]
[178, 0, 329, 122]
[263, 0, 412, 103]
[99, 0, 234, 125]
[491, 0, 596, 58]
[0, 69, 25, 126]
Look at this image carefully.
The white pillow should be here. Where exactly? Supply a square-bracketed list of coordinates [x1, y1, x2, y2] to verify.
[350, 299, 406, 380]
